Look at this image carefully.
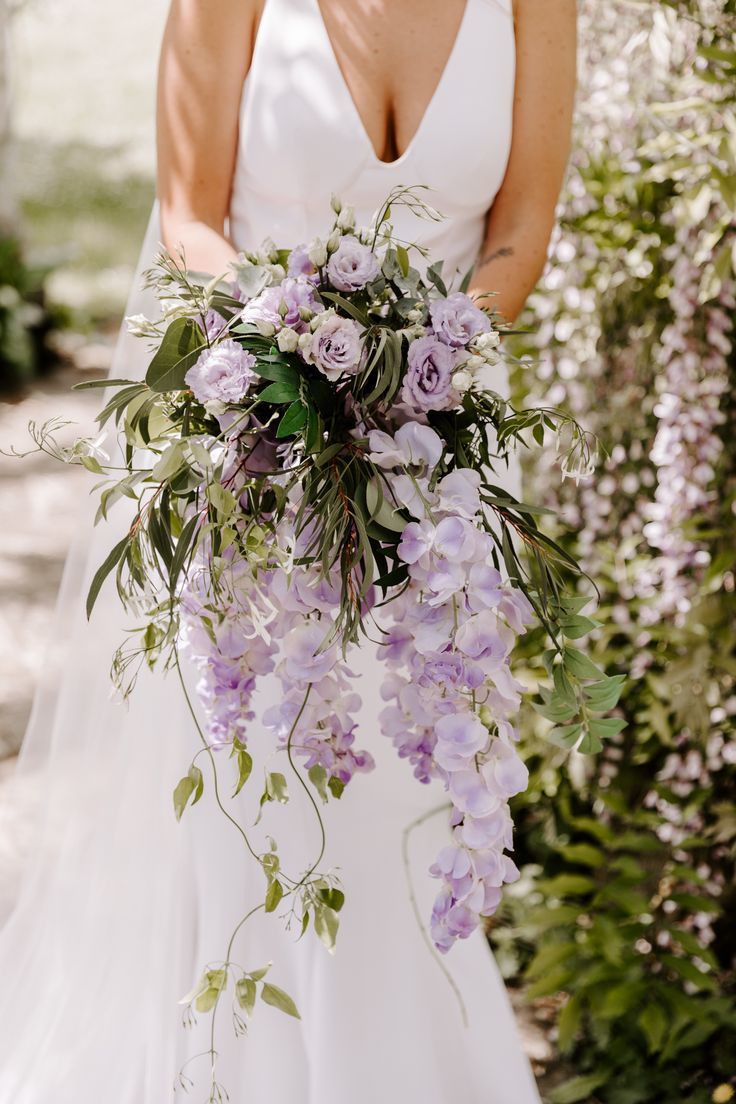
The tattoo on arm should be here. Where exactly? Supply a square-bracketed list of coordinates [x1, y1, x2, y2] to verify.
[476, 245, 515, 267]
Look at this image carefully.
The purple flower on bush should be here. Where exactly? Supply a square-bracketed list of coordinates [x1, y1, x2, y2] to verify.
[430, 292, 491, 348]
[185, 340, 256, 404]
[401, 335, 457, 412]
[302, 312, 363, 381]
[326, 235, 380, 292]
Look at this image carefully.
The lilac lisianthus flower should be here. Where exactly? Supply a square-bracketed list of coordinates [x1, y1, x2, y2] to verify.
[301, 311, 363, 381]
[287, 244, 318, 280]
[401, 335, 457, 412]
[326, 235, 380, 292]
[241, 277, 320, 331]
[429, 292, 491, 349]
[185, 340, 256, 404]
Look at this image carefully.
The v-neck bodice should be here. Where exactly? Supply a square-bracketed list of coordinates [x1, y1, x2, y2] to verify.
[229, 0, 516, 281]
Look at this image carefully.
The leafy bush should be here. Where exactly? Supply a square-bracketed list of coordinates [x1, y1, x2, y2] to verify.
[495, 0, 736, 1099]
[0, 234, 58, 391]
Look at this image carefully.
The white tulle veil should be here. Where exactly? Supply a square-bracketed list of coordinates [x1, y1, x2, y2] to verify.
[0, 201, 206, 1101]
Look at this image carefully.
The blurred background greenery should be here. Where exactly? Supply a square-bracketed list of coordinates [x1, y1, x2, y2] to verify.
[0, 0, 734, 1101]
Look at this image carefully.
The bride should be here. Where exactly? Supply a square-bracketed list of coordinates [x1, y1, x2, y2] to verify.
[0, 0, 575, 1100]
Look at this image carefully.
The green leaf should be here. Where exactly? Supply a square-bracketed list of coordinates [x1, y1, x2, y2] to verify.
[266, 772, 289, 804]
[545, 723, 582, 749]
[318, 887, 345, 913]
[194, 968, 228, 1013]
[396, 244, 410, 277]
[265, 879, 284, 913]
[308, 764, 329, 803]
[314, 903, 340, 953]
[261, 982, 301, 1019]
[258, 381, 300, 404]
[85, 536, 129, 619]
[557, 842, 605, 867]
[549, 1073, 607, 1104]
[328, 776, 345, 800]
[173, 764, 204, 821]
[639, 1001, 668, 1054]
[250, 361, 300, 386]
[146, 318, 204, 392]
[563, 646, 605, 681]
[588, 716, 627, 739]
[236, 977, 257, 1018]
[557, 993, 583, 1053]
[232, 740, 253, 797]
[276, 399, 308, 438]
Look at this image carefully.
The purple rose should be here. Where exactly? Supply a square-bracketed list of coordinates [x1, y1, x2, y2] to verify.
[241, 277, 320, 331]
[429, 292, 491, 348]
[326, 235, 381, 292]
[303, 312, 363, 381]
[185, 339, 256, 404]
[401, 335, 457, 412]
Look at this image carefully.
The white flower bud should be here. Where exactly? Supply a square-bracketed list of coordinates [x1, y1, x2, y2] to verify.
[276, 327, 299, 353]
[253, 319, 276, 338]
[326, 230, 341, 254]
[298, 331, 314, 358]
[330, 193, 343, 215]
[473, 330, 501, 354]
[307, 238, 328, 268]
[406, 307, 424, 324]
[336, 205, 356, 231]
[465, 354, 486, 373]
[297, 305, 314, 323]
[452, 369, 474, 395]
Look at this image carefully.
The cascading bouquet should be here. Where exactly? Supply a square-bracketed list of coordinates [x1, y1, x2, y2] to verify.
[22, 187, 625, 1093]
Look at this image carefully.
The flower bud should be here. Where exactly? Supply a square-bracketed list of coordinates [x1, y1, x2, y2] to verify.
[253, 319, 276, 338]
[330, 193, 343, 215]
[337, 205, 356, 231]
[297, 305, 314, 323]
[276, 327, 299, 353]
[452, 369, 474, 394]
[326, 230, 341, 254]
[307, 238, 328, 268]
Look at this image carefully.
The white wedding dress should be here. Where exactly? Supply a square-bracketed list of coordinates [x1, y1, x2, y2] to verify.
[0, 0, 542, 1100]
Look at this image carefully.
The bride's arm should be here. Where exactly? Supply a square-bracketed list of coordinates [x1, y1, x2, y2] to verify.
[156, 0, 261, 275]
[469, 0, 577, 325]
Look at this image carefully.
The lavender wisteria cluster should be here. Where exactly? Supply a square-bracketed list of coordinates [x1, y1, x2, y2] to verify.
[371, 425, 534, 951]
[33, 188, 620, 1094]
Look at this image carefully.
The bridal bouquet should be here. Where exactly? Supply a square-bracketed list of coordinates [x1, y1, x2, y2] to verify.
[25, 187, 623, 1089]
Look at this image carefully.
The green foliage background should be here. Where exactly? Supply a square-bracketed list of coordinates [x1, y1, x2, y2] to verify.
[496, 1, 736, 1101]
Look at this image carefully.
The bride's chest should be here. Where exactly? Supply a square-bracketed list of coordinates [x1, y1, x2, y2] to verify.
[236, 0, 516, 215]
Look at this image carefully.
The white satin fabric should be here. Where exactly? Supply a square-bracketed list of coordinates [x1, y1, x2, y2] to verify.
[0, 0, 541, 1099]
